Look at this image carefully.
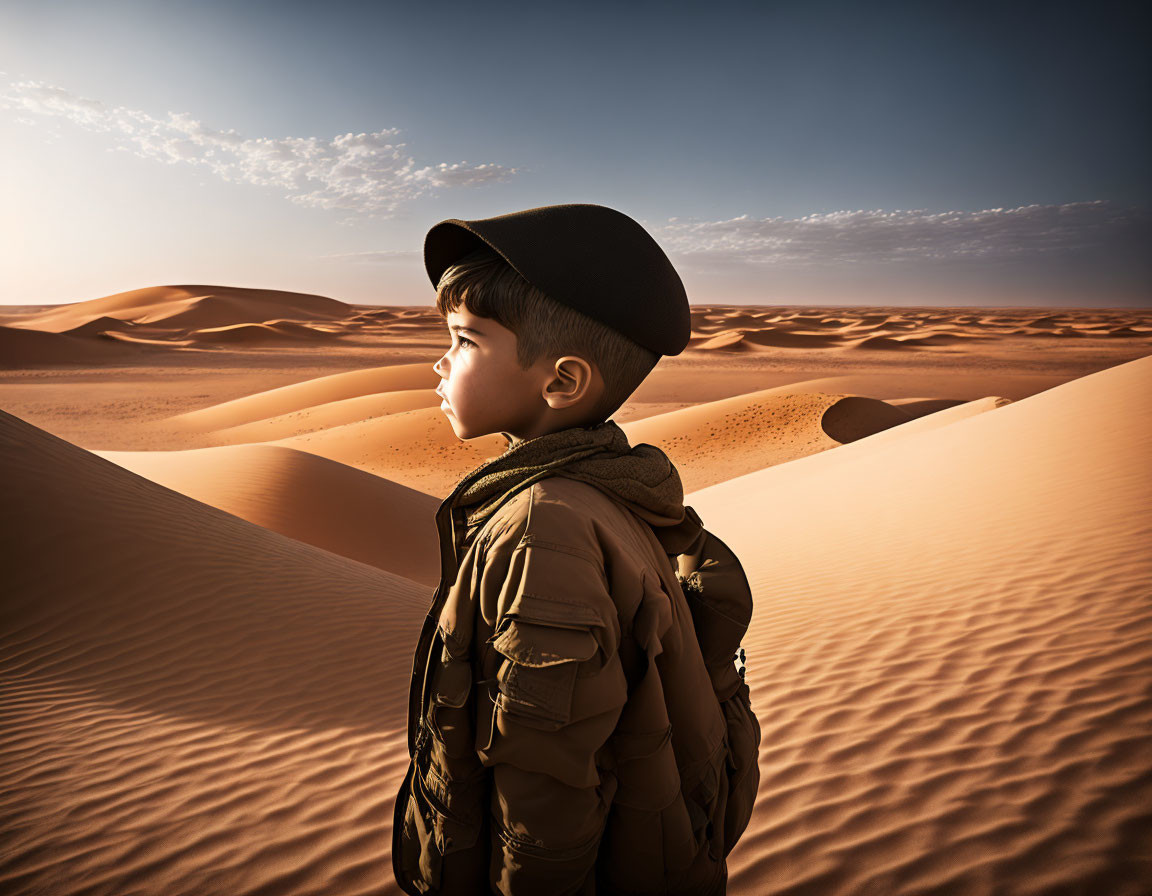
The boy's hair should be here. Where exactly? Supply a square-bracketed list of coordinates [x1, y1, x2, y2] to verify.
[435, 247, 660, 424]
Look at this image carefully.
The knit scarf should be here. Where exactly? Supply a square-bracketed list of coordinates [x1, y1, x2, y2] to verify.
[449, 419, 689, 536]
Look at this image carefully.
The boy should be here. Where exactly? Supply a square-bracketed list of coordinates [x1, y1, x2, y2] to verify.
[393, 204, 748, 896]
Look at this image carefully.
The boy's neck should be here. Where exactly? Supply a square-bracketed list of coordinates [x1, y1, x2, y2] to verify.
[500, 420, 606, 450]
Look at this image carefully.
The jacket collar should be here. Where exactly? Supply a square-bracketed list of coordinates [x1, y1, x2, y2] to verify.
[446, 420, 698, 551]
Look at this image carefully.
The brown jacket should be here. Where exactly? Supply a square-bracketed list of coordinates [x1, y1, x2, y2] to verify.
[393, 420, 730, 895]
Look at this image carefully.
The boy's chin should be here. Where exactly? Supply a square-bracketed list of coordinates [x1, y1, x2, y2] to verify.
[442, 405, 528, 443]
[443, 412, 495, 442]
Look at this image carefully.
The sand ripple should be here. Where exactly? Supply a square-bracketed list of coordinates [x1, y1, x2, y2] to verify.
[1, 407, 430, 895]
[690, 355, 1152, 895]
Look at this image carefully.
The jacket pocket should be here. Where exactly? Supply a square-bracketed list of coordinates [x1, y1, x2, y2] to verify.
[428, 644, 475, 759]
[490, 602, 601, 731]
[397, 755, 489, 895]
[398, 762, 444, 892]
[419, 761, 485, 854]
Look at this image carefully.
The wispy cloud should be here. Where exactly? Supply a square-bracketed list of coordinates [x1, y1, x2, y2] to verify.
[319, 249, 420, 264]
[1, 80, 517, 216]
[657, 201, 1150, 269]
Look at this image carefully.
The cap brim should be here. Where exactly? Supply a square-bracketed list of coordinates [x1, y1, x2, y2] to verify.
[424, 220, 505, 290]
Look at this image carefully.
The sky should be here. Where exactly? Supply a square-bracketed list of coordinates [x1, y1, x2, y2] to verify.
[1, 0, 1149, 308]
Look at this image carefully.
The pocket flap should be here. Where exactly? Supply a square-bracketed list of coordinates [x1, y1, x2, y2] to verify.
[492, 618, 599, 668]
[505, 589, 606, 630]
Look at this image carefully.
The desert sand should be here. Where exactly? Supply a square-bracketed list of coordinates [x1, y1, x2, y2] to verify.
[1, 285, 1150, 895]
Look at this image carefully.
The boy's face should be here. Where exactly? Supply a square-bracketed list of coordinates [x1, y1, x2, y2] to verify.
[433, 306, 559, 442]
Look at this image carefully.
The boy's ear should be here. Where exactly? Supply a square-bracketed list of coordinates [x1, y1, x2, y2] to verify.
[543, 355, 599, 407]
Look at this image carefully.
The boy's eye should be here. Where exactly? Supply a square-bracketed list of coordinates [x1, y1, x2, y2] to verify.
[454, 334, 475, 349]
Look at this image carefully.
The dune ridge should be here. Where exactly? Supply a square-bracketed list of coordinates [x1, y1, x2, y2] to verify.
[170, 362, 440, 433]
[184, 320, 348, 344]
[6, 285, 351, 333]
[94, 443, 443, 586]
[621, 388, 914, 491]
[204, 389, 440, 445]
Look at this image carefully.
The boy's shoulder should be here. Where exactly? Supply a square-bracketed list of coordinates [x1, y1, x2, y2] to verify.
[480, 474, 639, 559]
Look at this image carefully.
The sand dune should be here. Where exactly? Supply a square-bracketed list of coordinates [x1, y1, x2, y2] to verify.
[4, 356, 1147, 895]
[264, 386, 915, 498]
[205, 389, 441, 445]
[352, 308, 400, 321]
[690, 328, 843, 352]
[180, 376, 917, 496]
[171, 369, 922, 496]
[4, 296, 1148, 368]
[1, 295, 1150, 896]
[185, 320, 348, 344]
[99, 330, 203, 348]
[269, 406, 507, 497]
[680, 394, 1015, 512]
[170, 362, 440, 433]
[885, 396, 969, 415]
[678, 306, 1152, 353]
[687, 354, 1152, 895]
[59, 314, 143, 338]
[843, 331, 990, 351]
[854, 394, 1013, 443]
[0, 285, 360, 363]
[620, 387, 914, 492]
[6, 284, 351, 334]
[0, 322, 145, 366]
[0, 407, 430, 896]
[94, 442, 443, 586]
[773, 371, 1077, 403]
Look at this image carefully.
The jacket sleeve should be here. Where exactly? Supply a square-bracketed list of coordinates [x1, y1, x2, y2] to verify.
[477, 538, 629, 896]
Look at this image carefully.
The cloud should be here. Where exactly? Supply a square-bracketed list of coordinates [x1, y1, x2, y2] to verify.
[319, 249, 420, 264]
[1, 80, 518, 216]
[657, 201, 1151, 269]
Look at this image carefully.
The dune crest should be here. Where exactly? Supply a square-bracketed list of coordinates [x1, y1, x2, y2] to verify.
[621, 387, 913, 491]
[7, 284, 351, 334]
[169, 362, 441, 432]
[95, 442, 442, 586]
[184, 320, 347, 344]
[205, 389, 441, 445]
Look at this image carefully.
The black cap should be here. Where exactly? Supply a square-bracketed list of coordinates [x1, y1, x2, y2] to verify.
[423, 203, 691, 356]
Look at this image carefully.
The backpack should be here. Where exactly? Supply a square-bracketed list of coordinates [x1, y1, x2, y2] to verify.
[674, 505, 761, 858]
